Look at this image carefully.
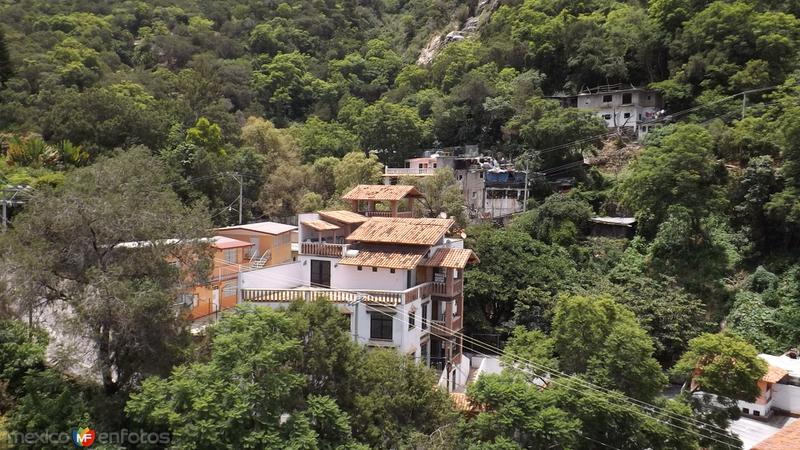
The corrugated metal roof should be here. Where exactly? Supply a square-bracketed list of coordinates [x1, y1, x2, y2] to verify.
[211, 236, 253, 249]
[341, 184, 424, 201]
[302, 220, 341, 231]
[589, 217, 636, 226]
[339, 244, 429, 269]
[319, 210, 368, 224]
[346, 217, 453, 246]
[421, 248, 479, 269]
[217, 221, 297, 235]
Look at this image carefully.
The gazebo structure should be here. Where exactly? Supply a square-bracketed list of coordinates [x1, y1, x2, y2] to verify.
[341, 184, 424, 218]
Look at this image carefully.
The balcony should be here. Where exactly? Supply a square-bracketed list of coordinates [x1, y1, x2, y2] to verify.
[359, 210, 414, 218]
[384, 167, 436, 176]
[300, 242, 347, 258]
[431, 278, 463, 297]
[242, 281, 436, 306]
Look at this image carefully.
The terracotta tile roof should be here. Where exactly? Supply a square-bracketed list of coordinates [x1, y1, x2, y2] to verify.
[421, 248, 480, 269]
[319, 210, 368, 224]
[301, 220, 341, 231]
[762, 364, 789, 384]
[217, 221, 296, 235]
[752, 420, 800, 450]
[450, 392, 484, 413]
[339, 244, 428, 270]
[341, 184, 424, 201]
[345, 217, 454, 246]
[211, 236, 253, 250]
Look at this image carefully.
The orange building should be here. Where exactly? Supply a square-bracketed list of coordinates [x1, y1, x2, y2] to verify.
[214, 222, 296, 268]
[185, 235, 253, 320]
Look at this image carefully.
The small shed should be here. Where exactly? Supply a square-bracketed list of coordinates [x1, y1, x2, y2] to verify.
[589, 217, 636, 239]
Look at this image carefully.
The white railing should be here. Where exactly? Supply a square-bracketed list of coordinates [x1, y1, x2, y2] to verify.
[384, 167, 436, 175]
[242, 281, 436, 306]
[360, 210, 413, 218]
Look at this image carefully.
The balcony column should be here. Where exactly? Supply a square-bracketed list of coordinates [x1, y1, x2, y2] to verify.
[390, 200, 398, 217]
[407, 197, 415, 217]
[446, 268, 454, 295]
[368, 200, 376, 212]
[351, 199, 359, 212]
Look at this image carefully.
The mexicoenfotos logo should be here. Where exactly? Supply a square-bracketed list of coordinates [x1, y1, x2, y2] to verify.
[72, 427, 96, 447]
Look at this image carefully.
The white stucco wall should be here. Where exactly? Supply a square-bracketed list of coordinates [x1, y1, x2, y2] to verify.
[240, 262, 304, 289]
[737, 399, 772, 417]
[773, 384, 800, 414]
[295, 255, 410, 291]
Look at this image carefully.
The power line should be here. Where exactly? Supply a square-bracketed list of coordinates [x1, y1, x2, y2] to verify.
[223, 265, 738, 446]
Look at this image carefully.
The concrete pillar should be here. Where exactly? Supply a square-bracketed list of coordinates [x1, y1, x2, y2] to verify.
[390, 200, 398, 217]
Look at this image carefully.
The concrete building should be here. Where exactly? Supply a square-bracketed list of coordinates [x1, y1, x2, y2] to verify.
[382, 146, 528, 223]
[738, 352, 800, 418]
[549, 84, 664, 140]
[237, 185, 480, 392]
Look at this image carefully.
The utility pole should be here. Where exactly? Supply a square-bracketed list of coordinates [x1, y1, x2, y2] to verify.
[742, 92, 747, 119]
[229, 172, 243, 225]
[348, 294, 365, 343]
[523, 159, 530, 212]
[1, 185, 29, 233]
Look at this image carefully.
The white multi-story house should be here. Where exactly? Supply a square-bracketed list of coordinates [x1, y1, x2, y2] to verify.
[549, 84, 664, 140]
[738, 351, 800, 418]
[236, 185, 480, 392]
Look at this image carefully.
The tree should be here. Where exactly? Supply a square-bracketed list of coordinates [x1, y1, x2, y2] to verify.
[0, 25, 12, 86]
[672, 333, 767, 402]
[252, 52, 323, 125]
[551, 295, 667, 401]
[0, 320, 47, 411]
[511, 194, 593, 246]
[462, 373, 580, 449]
[126, 306, 358, 449]
[352, 100, 424, 167]
[617, 124, 727, 236]
[333, 151, 383, 195]
[351, 348, 456, 448]
[399, 168, 466, 227]
[293, 117, 360, 162]
[2, 148, 210, 395]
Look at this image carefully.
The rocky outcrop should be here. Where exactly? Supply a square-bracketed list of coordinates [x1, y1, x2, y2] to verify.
[416, 0, 501, 65]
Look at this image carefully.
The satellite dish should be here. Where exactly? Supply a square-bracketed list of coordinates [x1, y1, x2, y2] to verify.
[438, 212, 448, 219]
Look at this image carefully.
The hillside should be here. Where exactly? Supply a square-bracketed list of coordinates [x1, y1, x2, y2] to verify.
[2, 0, 800, 449]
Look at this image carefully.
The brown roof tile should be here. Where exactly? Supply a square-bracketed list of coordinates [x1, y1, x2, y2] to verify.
[318, 210, 368, 224]
[345, 217, 454, 246]
[762, 364, 789, 384]
[302, 220, 341, 231]
[752, 420, 800, 450]
[339, 244, 429, 270]
[421, 248, 480, 269]
[341, 184, 424, 201]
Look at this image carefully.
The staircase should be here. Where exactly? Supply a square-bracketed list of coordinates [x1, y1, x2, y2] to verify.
[251, 249, 272, 269]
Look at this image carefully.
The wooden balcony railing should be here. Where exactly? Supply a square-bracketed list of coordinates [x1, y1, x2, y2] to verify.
[300, 242, 346, 258]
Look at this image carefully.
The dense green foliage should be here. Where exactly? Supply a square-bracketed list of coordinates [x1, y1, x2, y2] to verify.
[2, 0, 800, 447]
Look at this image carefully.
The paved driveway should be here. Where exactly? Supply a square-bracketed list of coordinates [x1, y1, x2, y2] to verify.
[731, 415, 795, 449]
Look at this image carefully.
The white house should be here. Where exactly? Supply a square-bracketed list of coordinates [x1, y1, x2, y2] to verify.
[738, 352, 800, 418]
[236, 185, 480, 392]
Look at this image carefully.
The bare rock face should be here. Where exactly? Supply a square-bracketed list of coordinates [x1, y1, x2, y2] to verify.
[416, 0, 500, 65]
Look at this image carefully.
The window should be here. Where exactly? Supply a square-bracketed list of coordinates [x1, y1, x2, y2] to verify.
[390, 268, 396, 273]
[453, 299, 459, 317]
[602, 94, 613, 103]
[422, 303, 429, 330]
[742, 408, 749, 414]
[754, 410, 760, 417]
[370, 313, 393, 340]
[372, 267, 378, 272]
[472, 191, 477, 198]
[223, 282, 237, 297]
[622, 92, 632, 104]
[357, 266, 362, 271]
[310, 259, 331, 288]
[223, 248, 237, 264]
[408, 311, 416, 329]
[603, 114, 612, 120]
[623, 112, 631, 119]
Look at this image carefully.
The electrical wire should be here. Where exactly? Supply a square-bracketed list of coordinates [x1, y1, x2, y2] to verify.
[215, 261, 739, 446]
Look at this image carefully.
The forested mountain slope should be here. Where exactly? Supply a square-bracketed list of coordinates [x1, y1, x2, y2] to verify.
[2, 1, 800, 448]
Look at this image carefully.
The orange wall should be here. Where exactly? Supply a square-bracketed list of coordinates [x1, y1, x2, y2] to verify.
[215, 230, 293, 266]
